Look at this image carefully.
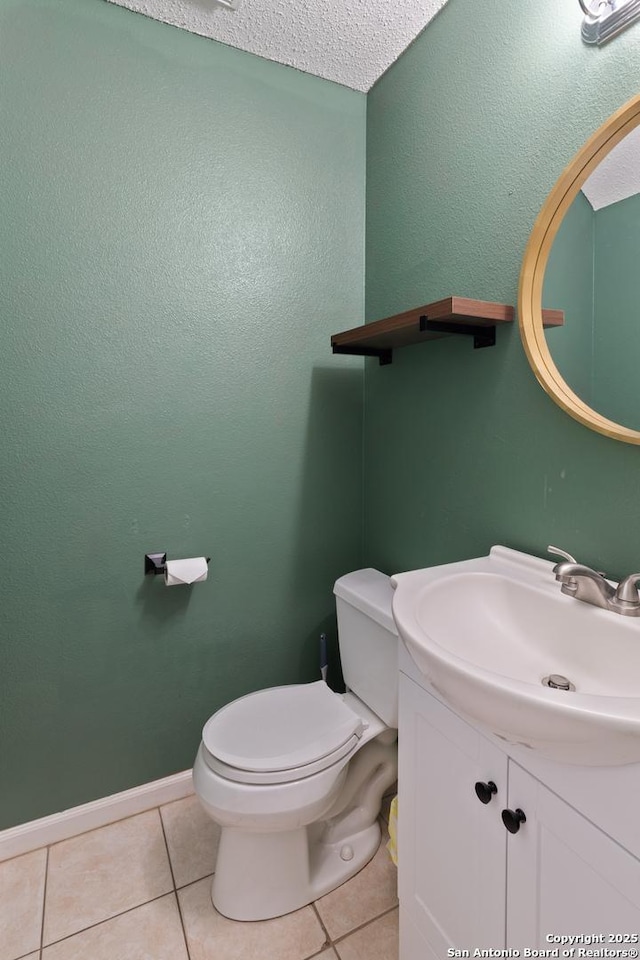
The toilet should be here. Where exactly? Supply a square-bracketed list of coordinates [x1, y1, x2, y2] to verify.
[192, 568, 399, 922]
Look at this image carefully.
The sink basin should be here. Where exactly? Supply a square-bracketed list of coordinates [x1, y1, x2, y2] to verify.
[392, 546, 640, 766]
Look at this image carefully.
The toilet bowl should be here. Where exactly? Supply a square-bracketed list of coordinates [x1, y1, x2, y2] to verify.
[192, 568, 399, 922]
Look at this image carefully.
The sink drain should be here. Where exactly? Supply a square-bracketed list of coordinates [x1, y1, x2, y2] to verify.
[542, 674, 575, 691]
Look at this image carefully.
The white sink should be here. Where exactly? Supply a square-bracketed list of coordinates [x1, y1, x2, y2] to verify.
[392, 546, 640, 766]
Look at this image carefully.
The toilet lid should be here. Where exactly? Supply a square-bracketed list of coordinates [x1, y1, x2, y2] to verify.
[202, 681, 365, 775]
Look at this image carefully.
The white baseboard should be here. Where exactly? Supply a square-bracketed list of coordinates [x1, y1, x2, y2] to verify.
[0, 769, 194, 863]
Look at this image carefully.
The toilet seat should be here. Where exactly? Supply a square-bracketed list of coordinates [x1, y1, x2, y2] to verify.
[201, 681, 366, 785]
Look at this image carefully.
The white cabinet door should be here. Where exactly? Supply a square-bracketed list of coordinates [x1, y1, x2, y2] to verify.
[399, 673, 508, 958]
[507, 762, 640, 948]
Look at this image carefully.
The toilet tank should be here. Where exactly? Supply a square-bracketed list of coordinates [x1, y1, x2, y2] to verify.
[333, 568, 398, 728]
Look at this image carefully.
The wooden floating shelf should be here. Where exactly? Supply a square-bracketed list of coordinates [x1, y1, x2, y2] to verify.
[331, 296, 564, 365]
[540, 309, 564, 328]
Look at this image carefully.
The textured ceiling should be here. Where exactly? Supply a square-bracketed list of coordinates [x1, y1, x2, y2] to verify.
[104, 0, 450, 92]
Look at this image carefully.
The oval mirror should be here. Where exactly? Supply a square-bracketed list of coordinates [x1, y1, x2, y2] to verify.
[519, 95, 640, 444]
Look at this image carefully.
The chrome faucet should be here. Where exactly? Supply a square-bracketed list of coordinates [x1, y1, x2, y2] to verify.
[548, 545, 640, 617]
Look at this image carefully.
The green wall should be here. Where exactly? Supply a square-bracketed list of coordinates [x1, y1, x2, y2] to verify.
[365, 0, 640, 579]
[0, 0, 365, 829]
[593, 193, 640, 429]
[543, 190, 594, 405]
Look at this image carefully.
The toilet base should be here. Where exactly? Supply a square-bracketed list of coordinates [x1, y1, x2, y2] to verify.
[211, 820, 382, 922]
[209, 736, 398, 921]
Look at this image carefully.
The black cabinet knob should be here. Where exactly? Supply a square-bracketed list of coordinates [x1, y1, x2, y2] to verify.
[501, 808, 527, 834]
[474, 780, 497, 804]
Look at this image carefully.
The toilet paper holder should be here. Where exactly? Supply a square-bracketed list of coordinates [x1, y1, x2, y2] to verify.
[144, 552, 211, 576]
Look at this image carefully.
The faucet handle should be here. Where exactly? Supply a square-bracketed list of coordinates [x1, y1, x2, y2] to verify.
[548, 545, 577, 564]
[615, 573, 640, 604]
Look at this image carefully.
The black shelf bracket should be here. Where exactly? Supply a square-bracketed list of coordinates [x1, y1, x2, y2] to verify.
[419, 316, 496, 349]
[332, 344, 393, 366]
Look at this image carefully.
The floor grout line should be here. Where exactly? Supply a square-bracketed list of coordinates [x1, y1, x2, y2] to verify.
[331, 902, 399, 945]
[35, 869, 216, 952]
[176, 871, 214, 892]
[39, 888, 177, 951]
[307, 945, 339, 959]
[24, 804, 175, 859]
[310, 901, 333, 953]
[176, 871, 215, 893]
[39, 845, 49, 956]
[156, 805, 177, 893]
[157, 806, 192, 960]
[13, 948, 45, 960]
[172, 889, 191, 960]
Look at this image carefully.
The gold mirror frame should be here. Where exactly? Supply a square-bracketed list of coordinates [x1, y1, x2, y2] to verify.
[519, 94, 640, 445]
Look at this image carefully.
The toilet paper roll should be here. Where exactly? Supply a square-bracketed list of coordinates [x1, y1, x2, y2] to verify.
[164, 557, 208, 586]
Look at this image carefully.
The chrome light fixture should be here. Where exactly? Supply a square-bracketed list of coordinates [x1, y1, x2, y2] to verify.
[580, 0, 640, 43]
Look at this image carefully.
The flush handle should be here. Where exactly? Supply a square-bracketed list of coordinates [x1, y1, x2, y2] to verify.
[501, 807, 527, 833]
[474, 780, 497, 804]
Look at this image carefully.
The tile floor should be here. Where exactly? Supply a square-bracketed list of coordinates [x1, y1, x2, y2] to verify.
[0, 792, 398, 960]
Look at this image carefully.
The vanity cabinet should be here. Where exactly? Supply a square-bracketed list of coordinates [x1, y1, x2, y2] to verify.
[399, 671, 507, 957]
[399, 668, 640, 960]
[507, 762, 640, 947]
